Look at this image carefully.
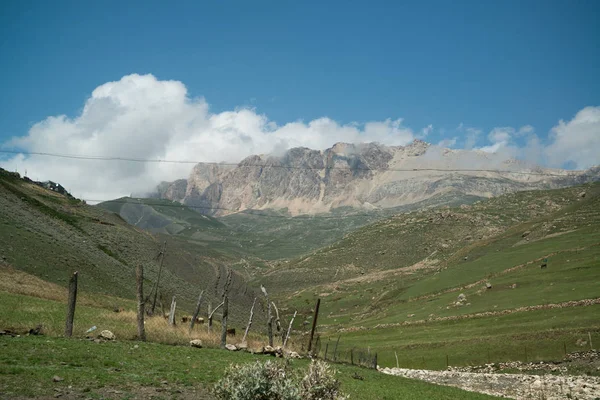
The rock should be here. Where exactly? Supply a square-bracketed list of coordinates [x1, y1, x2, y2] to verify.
[236, 342, 248, 351]
[263, 345, 276, 355]
[485, 282, 492, 289]
[579, 191, 586, 198]
[511, 283, 517, 289]
[99, 330, 115, 340]
[457, 293, 467, 302]
[190, 339, 203, 348]
[225, 344, 238, 351]
[52, 376, 64, 382]
[287, 351, 301, 359]
[522, 231, 531, 238]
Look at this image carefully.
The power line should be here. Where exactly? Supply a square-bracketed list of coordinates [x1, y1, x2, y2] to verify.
[0, 149, 588, 177]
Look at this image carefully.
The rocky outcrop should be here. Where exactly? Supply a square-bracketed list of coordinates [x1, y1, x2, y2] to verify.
[381, 366, 600, 400]
[157, 141, 599, 216]
[150, 179, 188, 202]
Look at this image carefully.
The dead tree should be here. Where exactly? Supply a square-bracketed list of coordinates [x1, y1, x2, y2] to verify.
[283, 310, 297, 348]
[64, 271, 78, 337]
[168, 295, 176, 326]
[208, 300, 225, 333]
[151, 241, 167, 315]
[136, 265, 146, 341]
[189, 290, 205, 333]
[261, 285, 273, 346]
[241, 297, 257, 344]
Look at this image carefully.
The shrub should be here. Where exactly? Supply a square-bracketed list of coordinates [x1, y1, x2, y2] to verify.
[213, 359, 347, 400]
[300, 360, 347, 400]
[213, 360, 300, 400]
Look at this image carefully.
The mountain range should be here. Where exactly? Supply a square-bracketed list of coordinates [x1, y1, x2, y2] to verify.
[147, 140, 599, 216]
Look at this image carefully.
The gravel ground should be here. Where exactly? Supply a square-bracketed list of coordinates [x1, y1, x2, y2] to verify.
[380, 366, 600, 399]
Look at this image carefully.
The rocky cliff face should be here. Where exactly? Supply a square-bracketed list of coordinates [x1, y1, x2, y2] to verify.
[157, 141, 599, 215]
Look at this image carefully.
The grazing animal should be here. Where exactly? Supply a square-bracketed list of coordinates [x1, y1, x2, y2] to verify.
[182, 316, 204, 324]
[226, 328, 236, 336]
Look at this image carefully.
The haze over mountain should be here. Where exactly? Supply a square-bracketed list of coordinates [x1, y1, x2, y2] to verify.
[147, 140, 599, 216]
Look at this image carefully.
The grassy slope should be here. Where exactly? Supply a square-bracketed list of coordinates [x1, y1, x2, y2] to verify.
[0, 170, 256, 324]
[0, 335, 499, 399]
[98, 190, 484, 262]
[266, 183, 600, 371]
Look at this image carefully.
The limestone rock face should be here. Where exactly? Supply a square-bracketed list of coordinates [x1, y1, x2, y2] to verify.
[156, 141, 599, 216]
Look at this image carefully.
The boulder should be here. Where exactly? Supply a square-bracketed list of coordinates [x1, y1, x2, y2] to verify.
[457, 293, 467, 302]
[485, 282, 492, 289]
[190, 339, 203, 348]
[263, 345, 276, 355]
[236, 342, 248, 351]
[99, 330, 115, 340]
[225, 344, 238, 351]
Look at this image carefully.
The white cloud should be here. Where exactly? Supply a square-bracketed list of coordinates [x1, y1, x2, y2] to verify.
[1, 74, 598, 202]
[437, 137, 457, 148]
[1, 74, 420, 201]
[544, 106, 600, 169]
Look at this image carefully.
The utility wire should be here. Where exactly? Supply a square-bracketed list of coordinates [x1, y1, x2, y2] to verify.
[0, 149, 589, 177]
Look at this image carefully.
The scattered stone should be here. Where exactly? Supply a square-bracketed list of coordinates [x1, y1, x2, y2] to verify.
[99, 330, 115, 340]
[52, 376, 64, 382]
[511, 283, 517, 289]
[263, 345, 276, 355]
[236, 342, 248, 351]
[457, 293, 467, 303]
[352, 372, 364, 380]
[287, 351, 301, 359]
[485, 282, 492, 289]
[579, 191, 587, 198]
[28, 324, 42, 335]
[225, 344, 238, 351]
[189, 339, 203, 348]
[522, 231, 531, 238]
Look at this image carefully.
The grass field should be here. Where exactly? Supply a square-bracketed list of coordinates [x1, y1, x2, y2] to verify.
[266, 184, 600, 373]
[0, 335, 500, 399]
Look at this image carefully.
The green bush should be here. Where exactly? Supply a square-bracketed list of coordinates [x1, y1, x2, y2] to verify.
[300, 360, 346, 400]
[213, 359, 347, 400]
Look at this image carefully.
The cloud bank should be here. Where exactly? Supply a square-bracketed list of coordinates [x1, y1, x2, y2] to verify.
[1, 74, 599, 201]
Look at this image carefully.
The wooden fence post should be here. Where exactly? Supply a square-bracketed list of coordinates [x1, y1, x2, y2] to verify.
[373, 352, 378, 369]
[220, 295, 229, 349]
[242, 297, 257, 344]
[189, 290, 205, 333]
[395, 351, 399, 368]
[333, 335, 341, 361]
[136, 265, 146, 341]
[168, 296, 176, 326]
[283, 310, 297, 348]
[64, 271, 78, 337]
[307, 298, 321, 354]
[351, 348, 354, 365]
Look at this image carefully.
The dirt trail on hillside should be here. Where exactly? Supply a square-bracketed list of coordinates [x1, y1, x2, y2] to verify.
[381, 367, 600, 399]
[339, 297, 600, 332]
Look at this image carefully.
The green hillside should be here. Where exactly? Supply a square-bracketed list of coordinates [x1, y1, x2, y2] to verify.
[264, 183, 600, 371]
[98, 190, 484, 262]
[0, 169, 256, 322]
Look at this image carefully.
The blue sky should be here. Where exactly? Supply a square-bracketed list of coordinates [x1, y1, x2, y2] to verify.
[0, 0, 599, 199]
[2, 0, 599, 141]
